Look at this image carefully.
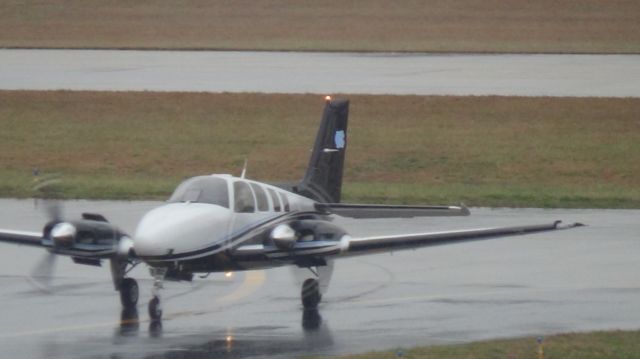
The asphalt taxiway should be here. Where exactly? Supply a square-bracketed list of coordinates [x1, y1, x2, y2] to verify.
[1, 50, 639, 97]
[0, 199, 638, 358]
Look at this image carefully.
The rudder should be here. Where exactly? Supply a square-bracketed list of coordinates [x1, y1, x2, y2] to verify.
[295, 98, 349, 203]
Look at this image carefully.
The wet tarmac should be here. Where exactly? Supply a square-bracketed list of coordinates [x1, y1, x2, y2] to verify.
[0, 199, 638, 358]
[1, 50, 639, 97]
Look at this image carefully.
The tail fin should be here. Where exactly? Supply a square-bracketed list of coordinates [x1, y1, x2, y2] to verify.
[295, 98, 349, 203]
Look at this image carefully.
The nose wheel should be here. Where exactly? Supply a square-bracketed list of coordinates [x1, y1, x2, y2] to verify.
[148, 267, 166, 322]
[148, 296, 162, 321]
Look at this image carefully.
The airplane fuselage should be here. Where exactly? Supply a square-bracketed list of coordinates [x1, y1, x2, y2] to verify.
[133, 174, 348, 276]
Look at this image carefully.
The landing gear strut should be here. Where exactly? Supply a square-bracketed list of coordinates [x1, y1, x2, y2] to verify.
[148, 267, 166, 322]
[111, 259, 139, 308]
[300, 262, 333, 309]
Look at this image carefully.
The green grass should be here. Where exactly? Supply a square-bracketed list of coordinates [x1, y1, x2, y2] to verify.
[318, 331, 640, 359]
[1, 0, 639, 53]
[345, 183, 640, 209]
[1, 91, 639, 207]
[2, 169, 175, 200]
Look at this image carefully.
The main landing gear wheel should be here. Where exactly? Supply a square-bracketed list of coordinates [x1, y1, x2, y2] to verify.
[119, 278, 139, 308]
[301, 278, 322, 309]
[148, 296, 162, 322]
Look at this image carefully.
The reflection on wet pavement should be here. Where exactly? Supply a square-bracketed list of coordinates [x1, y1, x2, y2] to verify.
[112, 306, 333, 359]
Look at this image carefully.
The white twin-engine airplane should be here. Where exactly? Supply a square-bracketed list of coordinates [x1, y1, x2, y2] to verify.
[0, 98, 583, 322]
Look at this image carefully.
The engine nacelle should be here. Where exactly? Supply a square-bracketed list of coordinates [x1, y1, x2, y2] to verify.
[269, 220, 348, 251]
[45, 219, 122, 250]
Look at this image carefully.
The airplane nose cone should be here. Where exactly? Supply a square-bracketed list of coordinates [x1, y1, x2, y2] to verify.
[134, 203, 230, 258]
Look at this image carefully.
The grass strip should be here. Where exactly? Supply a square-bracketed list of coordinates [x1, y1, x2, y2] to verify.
[314, 330, 640, 359]
[1, 91, 639, 207]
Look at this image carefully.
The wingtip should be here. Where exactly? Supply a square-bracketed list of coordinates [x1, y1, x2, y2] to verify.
[554, 221, 586, 229]
[459, 203, 471, 216]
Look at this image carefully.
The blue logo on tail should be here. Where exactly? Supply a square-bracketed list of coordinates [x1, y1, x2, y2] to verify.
[334, 130, 345, 149]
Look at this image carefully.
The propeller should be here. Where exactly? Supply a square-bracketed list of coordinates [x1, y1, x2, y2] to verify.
[27, 200, 64, 293]
[45, 200, 63, 223]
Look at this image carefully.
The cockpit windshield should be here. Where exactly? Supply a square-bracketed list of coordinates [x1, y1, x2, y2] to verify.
[168, 176, 230, 208]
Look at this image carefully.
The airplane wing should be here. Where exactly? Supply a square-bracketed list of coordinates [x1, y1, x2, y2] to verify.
[0, 229, 44, 247]
[344, 221, 583, 256]
[315, 203, 470, 218]
[0, 220, 124, 261]
[233, 220, 584, 265]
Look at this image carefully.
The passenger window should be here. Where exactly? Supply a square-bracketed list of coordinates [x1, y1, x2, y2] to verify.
[234, 181, 255, 213]
[250, 183, 269, 212]
[267, 188, 281, 211]
[278, 192, 290, 212]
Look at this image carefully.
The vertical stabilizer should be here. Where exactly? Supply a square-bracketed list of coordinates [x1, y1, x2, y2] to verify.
[295, 99, 349, 203]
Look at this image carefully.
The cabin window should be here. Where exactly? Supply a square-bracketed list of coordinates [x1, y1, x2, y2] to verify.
[250, 183, 269, 212]
[169, 176, 229, 208]
[267, 188, 281, 211]
[234, 181, 256, 213]
[278, 192, 291, 212]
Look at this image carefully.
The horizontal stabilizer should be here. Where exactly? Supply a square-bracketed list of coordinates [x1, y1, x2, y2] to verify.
[315, 203, 470, 218]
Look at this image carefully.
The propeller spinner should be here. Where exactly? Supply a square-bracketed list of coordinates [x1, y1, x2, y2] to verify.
[50, 222, 76, 248]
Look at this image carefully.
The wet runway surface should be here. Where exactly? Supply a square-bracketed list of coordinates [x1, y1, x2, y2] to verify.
[1, 50, 639, 97]
[0, 199, 638, 358]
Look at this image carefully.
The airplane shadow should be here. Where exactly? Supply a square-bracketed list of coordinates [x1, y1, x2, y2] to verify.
[302, 307, 322, 330]
[117, 306, 140, 337]
[114, 306, 334, 358]
[117, 307, 164, 338]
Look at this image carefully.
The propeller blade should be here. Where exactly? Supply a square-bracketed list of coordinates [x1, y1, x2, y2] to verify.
[45, 200, 63, 223]
[27, 252, 57, 293]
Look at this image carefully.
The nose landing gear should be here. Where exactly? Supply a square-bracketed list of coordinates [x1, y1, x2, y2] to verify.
[148, 267, 166, 322]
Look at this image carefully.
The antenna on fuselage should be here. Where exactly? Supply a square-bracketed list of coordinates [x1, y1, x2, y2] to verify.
[240, 158, 248, 179]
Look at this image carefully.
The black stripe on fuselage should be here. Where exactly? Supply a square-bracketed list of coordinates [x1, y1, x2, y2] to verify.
[137, 211, 324, 262]
[50, 247, 115, 258]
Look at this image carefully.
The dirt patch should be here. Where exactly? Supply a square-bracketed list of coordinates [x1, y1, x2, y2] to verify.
[1, 0, 639, 53]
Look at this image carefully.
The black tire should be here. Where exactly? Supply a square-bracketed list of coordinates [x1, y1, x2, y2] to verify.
[301, 278, 322, 309]
[148, 296, 162, 322]
[120, 278, 139, 308]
